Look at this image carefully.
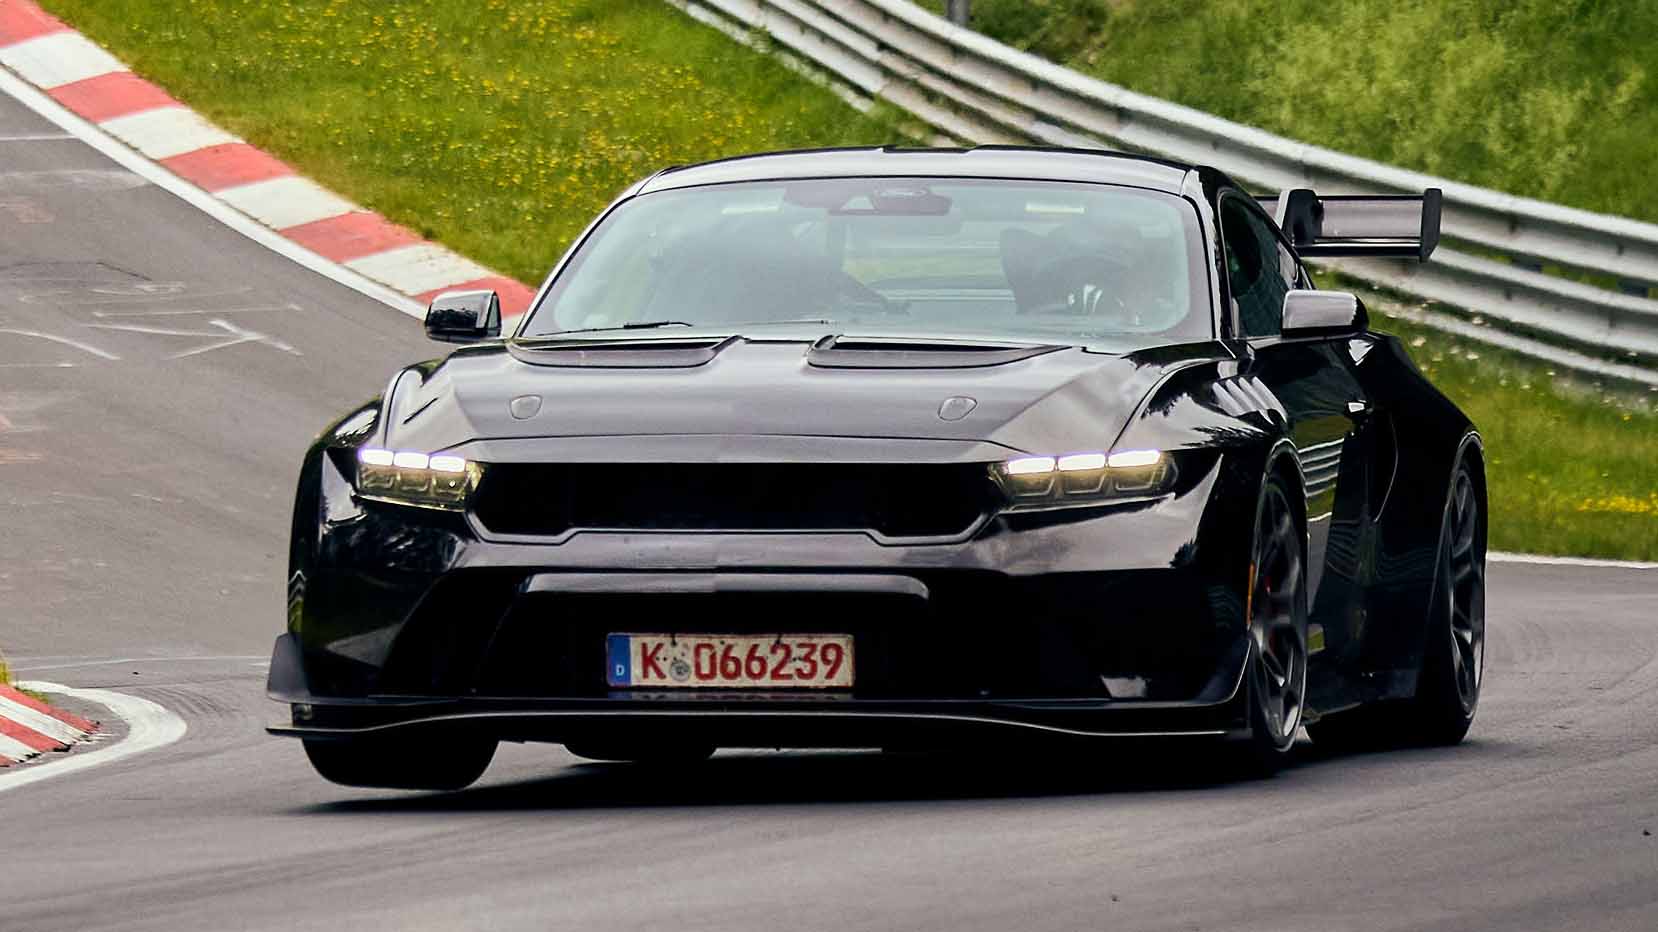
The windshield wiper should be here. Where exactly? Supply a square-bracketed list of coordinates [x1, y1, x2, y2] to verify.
[723, 318, 835, 327]
[536, 318, 838, 338]
[542, 320, 696, 336]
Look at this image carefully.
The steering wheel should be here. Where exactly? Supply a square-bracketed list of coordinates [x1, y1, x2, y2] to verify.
[1017, 254, 1132, 323]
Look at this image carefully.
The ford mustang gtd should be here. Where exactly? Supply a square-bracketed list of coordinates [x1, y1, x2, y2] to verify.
[268, 147, 1487, 790]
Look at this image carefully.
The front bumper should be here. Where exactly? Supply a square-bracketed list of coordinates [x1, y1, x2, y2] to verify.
[272, 454, 1257, 747]
[269, 633, 1250, 746]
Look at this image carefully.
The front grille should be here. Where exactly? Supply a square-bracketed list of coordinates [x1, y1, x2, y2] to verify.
[470, 462, 999, 539]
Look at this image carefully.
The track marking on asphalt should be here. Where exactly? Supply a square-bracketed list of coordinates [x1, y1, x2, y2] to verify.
[1489, 551, 1658, 570]
[0, 168, 146, 193]
[0, 328, 118, 359]
[90, 304, 297, 318]
[86, 318, 299, 357]
[11, 654, 268, 672]
[0, 67, 426, 317]
[0, 132, 71, 141]
[0, 681, 185, 793]
[16, 281, 245, 305]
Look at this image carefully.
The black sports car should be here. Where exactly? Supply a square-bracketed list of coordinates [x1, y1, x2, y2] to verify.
[268, 147, 1487, 790]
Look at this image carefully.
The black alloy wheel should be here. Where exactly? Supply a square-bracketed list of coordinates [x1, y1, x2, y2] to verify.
[1409, 458, 1487, 744]
[1442, 466, 1486, 717]
[1307, 453, 1485, 750]
[1243, 474, 1309, 766]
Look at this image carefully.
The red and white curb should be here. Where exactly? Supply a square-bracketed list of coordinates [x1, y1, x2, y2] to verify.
[0, 680, 186, 792]
[0, 0, 536, 326]
[0, 683, 97, 767]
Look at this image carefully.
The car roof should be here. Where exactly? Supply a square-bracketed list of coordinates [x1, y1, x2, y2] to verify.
[637, 146, 1198, 195]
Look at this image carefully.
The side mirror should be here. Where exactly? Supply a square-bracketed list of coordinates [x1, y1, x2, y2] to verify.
[424, 290, 501, 343]
[1281, 290, 1367, 338]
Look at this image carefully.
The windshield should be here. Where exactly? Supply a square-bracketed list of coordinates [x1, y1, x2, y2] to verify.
[520, 177, 1212, 345]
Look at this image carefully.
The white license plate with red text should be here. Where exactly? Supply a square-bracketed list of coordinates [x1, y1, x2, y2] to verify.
[606, 634, 854, 688]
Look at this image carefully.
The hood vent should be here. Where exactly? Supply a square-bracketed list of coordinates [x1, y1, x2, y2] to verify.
[807, 335, 1065, 369]
[509, 335, 738, 368]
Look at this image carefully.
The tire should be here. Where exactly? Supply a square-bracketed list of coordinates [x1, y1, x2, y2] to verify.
[564, 742, 716, 764]
[1235, 472, 1310, 773]
[1308, 453, 1485, 750]
[303, 736, 496, 791]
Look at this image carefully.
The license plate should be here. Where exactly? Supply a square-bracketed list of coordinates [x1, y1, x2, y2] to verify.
[606, 633, 854, 689]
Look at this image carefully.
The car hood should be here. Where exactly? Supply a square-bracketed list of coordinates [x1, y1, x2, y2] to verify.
[374, 335, 1230, 462]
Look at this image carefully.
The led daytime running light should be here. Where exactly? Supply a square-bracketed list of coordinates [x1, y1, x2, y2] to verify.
[356, 448, 480, 509]
[998, 448, 1175, 507]
[1107, 449, 1162, 469]
[1005, 455, 1057, 476]
[1056, 452, 1107, 472]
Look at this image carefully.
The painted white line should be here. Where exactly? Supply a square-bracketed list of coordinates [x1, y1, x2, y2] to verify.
[0, 32, 125, 89]
[0, 681, 186, 793]
[99, 105, 239, 160]
[0, 328, 120, 360]
[0, 733, 39, 761]
[0, 694, 85, 744]
[8, 654, 268, 672]
[1489, 551, 1658, 570]
[91, 303, 298, 318]
[0, 132, 73, 141]
[0, 67, 424, 318]
[346, 243, 494, 295]
[216, 175, 355, 230]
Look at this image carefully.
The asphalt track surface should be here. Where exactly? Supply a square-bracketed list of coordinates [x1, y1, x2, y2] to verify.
[2, 89, 1656, 932]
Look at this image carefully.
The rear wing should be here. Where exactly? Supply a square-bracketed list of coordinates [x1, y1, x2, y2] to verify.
[1257, 189, 1442, 262]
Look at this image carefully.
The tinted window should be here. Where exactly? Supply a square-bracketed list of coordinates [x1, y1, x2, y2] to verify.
[1220, 196, 1295, 337]
[522, 178, 1213, 347]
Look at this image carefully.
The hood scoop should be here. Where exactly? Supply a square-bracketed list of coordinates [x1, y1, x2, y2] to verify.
[509, 335, 738, 368]
[806, 335, 1065, 369]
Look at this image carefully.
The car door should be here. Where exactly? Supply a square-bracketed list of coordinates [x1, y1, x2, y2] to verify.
[1218, 192, 1375, 687]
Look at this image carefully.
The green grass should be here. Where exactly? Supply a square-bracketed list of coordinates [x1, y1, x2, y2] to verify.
[0, 650, 44, 702]
[918, 0, 1658, 226]
[1333, 277, 1658, 560]
[41, 0, 911, 283]
[36, 0, 1658, 558]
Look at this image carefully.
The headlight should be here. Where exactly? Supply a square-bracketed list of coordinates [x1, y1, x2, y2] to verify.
[995, 448, 1177, 509]
[355, 448, 482, 510]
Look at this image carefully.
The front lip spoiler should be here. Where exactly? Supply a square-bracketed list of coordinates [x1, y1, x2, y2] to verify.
[268, 699, 1248, 745]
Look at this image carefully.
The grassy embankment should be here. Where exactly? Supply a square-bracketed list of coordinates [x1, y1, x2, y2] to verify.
[918, 0, 1658, 229]
[40, 0, 1658, 558]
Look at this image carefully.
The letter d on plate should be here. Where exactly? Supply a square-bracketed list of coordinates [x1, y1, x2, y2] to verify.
[606, 634, 632, 687]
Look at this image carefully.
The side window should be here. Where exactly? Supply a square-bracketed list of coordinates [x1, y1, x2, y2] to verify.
[1220, 196, 1295, 337]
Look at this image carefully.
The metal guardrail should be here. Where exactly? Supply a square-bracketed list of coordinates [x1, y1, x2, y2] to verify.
[682, 0, 1658, 379]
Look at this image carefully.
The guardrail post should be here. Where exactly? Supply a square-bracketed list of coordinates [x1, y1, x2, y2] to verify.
[945, 0, 970, 26]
